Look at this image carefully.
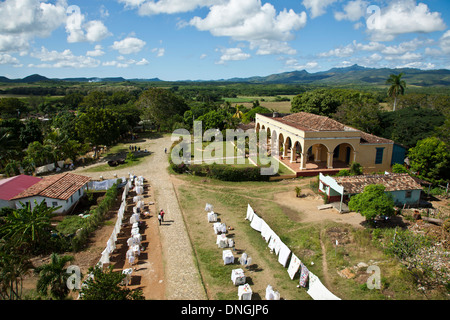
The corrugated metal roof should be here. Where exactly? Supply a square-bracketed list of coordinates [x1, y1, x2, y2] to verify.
[11, 173, 91, 201]
[0, 175, 42, 201]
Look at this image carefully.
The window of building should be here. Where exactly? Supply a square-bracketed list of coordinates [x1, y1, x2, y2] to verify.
[375, 148, 384, 164]
[405, 190, 412, 198]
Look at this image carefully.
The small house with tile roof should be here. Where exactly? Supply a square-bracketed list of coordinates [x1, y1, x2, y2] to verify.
[255, 112, 395, 176]
[0, 175, 42, 209]
[11, 172, 91, 214]
[319, 172, 423, 207]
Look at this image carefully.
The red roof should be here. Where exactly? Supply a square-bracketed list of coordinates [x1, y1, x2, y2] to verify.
[11, 173, 91, 201]
[0, 175, 42, 201]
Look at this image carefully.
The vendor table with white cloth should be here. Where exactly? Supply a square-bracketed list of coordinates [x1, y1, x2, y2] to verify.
[213, 222, 227, 234]
[122, 268, 133, 286]
[222, 250, 235, 265]
[238, 283, 252, 300]
[216, 234, 228, 248]
[208, 211, 217, 222]
[231, 268, 246, 286]
[131, 227, 140, 236]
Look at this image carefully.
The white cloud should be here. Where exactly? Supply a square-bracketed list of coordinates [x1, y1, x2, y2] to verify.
[0, 53, 20, 65]
[366, 0, 446, 41]
[119, 0, 222, 15]
[188, 0, 306, 57]
[384, 52, 422, 61]
[249, 40, 297, 55]
[87, 45, 105, 57]
[111, 37, 146, 54]
[217, 47, 251, 64]
[439, 30, 450, 54]
[190, 0, 306, 42]
[103, 56, 150, 68]
[66, 6, 111, 43]
[334, 0, 368, 21]
[152, 47, 165, 57]
[318, 44, 355, 57]
[0, 0, 67, 52]
[285, 58, 319, 70]
[302, 0, 338, 18]
[30, 46, 101, 68]
[136, 58, 150, 65]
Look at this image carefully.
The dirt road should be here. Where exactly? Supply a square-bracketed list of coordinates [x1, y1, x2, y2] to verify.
[75, 134, 207, 300]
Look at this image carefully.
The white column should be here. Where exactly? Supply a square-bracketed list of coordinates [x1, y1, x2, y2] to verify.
[300, 152, 306, 170]
[290, 147, 295, 163]
[327, 152, 334, 169]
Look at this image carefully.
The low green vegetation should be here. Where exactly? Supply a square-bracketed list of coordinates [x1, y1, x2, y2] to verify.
[176, 175, 448, 300]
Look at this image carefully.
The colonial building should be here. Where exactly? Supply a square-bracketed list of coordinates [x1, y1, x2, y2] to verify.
[11, 172, 91, 214]
[255, 112, 396, 176]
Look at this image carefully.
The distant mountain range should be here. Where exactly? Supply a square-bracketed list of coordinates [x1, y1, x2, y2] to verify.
[2, 64, 450, 86]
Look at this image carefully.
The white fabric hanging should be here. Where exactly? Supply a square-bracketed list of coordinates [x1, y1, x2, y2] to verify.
[278, 241, 291, 267]
[287, 254, 301, 280]
[260, 220, 272, 242]
[246, 204, 255, 221]
[307, 272, 341, 300]
[250, 213, 263, 232]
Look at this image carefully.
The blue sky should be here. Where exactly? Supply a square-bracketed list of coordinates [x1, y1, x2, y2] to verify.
[0, 0, 449, 81]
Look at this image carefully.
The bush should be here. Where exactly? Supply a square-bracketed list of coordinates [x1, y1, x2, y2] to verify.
[70, 183, 118, 251]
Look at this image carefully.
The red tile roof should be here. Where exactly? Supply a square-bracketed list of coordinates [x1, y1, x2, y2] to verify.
[11, 173, 91, 201]
[0, 175, 42, 201]
[332, 173, 422, 194]
[258, 112, 393, 144]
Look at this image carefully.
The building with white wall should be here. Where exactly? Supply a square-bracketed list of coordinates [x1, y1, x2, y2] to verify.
[11, 173, 91, 214]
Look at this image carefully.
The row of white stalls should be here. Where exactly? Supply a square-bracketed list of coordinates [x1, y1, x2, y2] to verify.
[205, 203, 280, 301]
[78, 174, 147, 297]
[245, 204, 341, 301]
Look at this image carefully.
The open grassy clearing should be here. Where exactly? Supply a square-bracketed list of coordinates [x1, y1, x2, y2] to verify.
[174, 174, 443, 300]
[189, 140, 294, 175]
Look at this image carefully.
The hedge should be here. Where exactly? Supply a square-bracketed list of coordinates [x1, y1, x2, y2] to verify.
[71, 182, 119, 252]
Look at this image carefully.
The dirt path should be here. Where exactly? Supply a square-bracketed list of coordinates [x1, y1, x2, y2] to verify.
[74, 134, 207, 300]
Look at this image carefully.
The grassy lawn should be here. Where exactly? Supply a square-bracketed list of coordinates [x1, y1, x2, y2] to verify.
[175, 175, 445, 300]
[188, 139, 294, 175]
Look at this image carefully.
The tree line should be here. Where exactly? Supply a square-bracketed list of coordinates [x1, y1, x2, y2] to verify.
[290, 76, 449, 183]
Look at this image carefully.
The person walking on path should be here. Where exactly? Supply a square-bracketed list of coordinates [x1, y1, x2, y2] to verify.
[158, 212, 162, 225]
[160, 209, 165, 222]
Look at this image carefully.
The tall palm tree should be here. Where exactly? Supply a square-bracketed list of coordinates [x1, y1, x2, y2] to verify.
[34, 253, 75, 300]
[386, 73, 406, 111]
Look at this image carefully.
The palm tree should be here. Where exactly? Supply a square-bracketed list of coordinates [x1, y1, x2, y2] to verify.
[34, 253, 75, 300]
[232, 105, 244, 119]
[386, 73, 406, 111]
